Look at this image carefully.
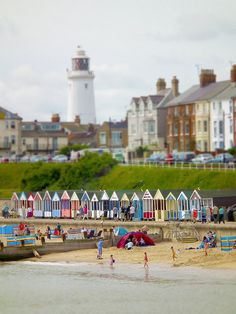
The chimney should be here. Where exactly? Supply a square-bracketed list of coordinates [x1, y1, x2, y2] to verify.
[171, 76, 179, 97]
[231, 65, 236, 83]
[156, 78, 166, 92]
[51, 113, 60, 123]
[200, 69, 216, 87]
[74, 115, 81, 124]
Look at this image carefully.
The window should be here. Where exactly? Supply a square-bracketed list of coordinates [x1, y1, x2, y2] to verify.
[220, 141, 224, 149]
[230, 103, 233, 114]
[185, 122, 189, 134]
[197, 121, 201, 132]
[131, 124, 136, 134]
[99, 132, 106, 145]
[10, 121, 15, 129]
[214, 121, 217, 137]
[174, 107, 178, 116]
[213, 102, 216, 110]
[84, 83, 88, 89]
[22, 138, 26, 145]
[168, 124, 172, 135]
[148, 121, 155, 133]
[5, 121, 9, 129]
[186, 106, 189, 115]
[219, 102, 222, 110]
[230, 119, 233, 133]
[41, 124, 61, 131]
[203, 120, 207, 132]
[174, 122, 178, 135]
[219, 120, 223, 135]
[11, 135, 15, 145]
[112, 131, 122, 146]
[204, 141, 208, 151]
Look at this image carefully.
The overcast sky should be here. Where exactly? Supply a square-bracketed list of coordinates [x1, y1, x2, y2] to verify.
[0, 0, 236, 123]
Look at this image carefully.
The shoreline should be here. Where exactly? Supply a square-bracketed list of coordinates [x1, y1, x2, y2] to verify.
[24, 241, 236, 270]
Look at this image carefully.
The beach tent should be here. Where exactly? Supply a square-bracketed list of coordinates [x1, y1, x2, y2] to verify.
[117, 232, 155, 248]
[114, 227, 128, 236]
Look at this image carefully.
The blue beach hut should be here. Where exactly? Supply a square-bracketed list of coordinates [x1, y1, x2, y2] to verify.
[131, 192, 143, 221]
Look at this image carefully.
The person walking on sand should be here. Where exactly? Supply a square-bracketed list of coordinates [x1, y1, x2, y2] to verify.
[204, 241, 209, 256]
[171, 246, 177, 261]
[97, 238, 103, 259]
[144, 252, 149, 268]
[110, 254, 115, 266]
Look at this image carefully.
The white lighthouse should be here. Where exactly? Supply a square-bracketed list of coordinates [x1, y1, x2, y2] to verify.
[67, 46, 96, 124]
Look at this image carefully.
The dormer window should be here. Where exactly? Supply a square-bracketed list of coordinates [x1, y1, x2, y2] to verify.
[11, 121, 15, 129]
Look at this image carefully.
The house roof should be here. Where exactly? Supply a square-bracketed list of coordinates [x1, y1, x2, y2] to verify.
[166, 81, 230, 107]
[213, 83, 236, 101]
[0, 106, 22, 120]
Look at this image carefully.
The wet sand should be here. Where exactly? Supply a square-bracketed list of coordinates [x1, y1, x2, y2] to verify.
[27, 241, 236, 269]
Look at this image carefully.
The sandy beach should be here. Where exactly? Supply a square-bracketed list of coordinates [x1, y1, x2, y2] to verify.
[26, 241, 236, 269]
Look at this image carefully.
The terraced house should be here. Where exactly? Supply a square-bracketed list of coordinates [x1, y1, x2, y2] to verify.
[166, 67, 236, 152]
[0, 106, 22, 155]
[127, 77, 179, 154]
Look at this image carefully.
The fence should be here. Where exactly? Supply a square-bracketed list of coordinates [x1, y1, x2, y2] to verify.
[125, 161, 236, 171]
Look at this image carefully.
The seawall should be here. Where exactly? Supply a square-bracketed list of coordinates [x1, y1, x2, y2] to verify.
[1, 218, 236, 242]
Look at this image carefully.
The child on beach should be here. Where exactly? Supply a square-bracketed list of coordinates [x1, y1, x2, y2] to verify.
[144, 252, 149, 268]
[110, 254, 115, 266]
[171, 246, 177, 261]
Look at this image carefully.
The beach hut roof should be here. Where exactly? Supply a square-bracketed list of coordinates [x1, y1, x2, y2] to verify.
[81, 191, 90, 201]
[197, 189, 236, 198]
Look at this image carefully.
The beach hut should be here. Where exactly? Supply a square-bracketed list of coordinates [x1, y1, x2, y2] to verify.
[189, 190, 202, 221]
[177, 191, 192, 220]
[99, 190, 110, 218]
[27, 192, 35, 218]
[90, 191, 102, 219]
[142, 189, 155, 220]
[120, 192, 130, 209]
[109, 191, 120, 219]
[61, 190, 73, 218]
[51, 191, 62, 218]
[81, 191, 91, 218]
[70, 191, 83, 218]
[166, 192, 178, 220]
[153, 189, 168, 221]
[19, 191, 28, 209]
[130, 192, 143, 221]
[43, 191, 53, 218]
[33, 192, 44, 218]
[11, 192, 20, 212]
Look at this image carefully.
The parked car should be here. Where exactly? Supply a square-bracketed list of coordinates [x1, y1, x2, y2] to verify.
[145, 153, 166, 163]
[211, 153, 234, 163]
[191, 153, 213, 163]
[30, 155, 44, 163]
[164, 153, 174, 164]
[52, 154, 68, 162]
[20, 155, 30, 163]
[174, 152, 196, 163]
[0, 157, 9, 163]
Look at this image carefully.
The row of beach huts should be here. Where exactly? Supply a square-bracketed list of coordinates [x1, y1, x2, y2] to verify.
[10, 189, 236, 221]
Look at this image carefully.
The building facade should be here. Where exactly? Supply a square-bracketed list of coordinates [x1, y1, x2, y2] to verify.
[0, 107, 22, 155]
[127, 77, 179, 153]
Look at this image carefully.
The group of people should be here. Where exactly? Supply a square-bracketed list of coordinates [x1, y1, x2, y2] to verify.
[124, 236, 146, 250]
[117, 203, 136, 221]
[192, 206, 226, 224]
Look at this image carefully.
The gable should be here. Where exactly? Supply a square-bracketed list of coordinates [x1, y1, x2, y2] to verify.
[166, 192, 176, 201]
[61, 190, 70, 200]
[110, 191, 119, 201]
[142, 189, 153, 200]
[81, 191, 90, 201]
[154, 189, 164, 200]
[71, 192, 80, 201]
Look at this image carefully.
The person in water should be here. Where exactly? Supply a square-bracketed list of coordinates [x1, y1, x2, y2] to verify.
[144, 252, 149, 268]
[171, 246, 177, 261]
[110, 254, 115, 266]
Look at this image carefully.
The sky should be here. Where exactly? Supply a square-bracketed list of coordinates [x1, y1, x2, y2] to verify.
[0, 0, 236, 123]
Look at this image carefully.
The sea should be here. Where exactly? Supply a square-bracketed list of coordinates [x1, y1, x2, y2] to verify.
[0, 261, 236, 314]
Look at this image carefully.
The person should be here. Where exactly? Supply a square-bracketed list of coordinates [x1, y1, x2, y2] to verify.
[78, 206, 84, 219]
[201, 206, 206, 223]
[97, 238, 103, 259]
[219, 206, 225, 224]
[139, 237, 145, 246]
[171, 246, 177, 261]
[46, 226, 51, 239]
[24, 225, 31, 235]
[206, 207, 211, 223]
[204, 240, 209, 256]
[144, 252, 149, 268]
[57, 222, 62, 235]
[18, 222, 25, 236]
[125, 240, 133, 250]
[130, 204, 136, 221]
[83, 204, 88, 219]
[213, 206, 219, 223]
[36, 229, 42, 240]
[120, 206, 125, 221]
[113, 206, 118, 221]
[192, 208, 198, 223]
[110, 254, 115, 266]
[125, 205, 130, 221]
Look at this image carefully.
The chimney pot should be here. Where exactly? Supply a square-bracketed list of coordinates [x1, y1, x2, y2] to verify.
[156, 78, 166, 93]
[200, 69, 216, 87]
[171, 76, 179, 97]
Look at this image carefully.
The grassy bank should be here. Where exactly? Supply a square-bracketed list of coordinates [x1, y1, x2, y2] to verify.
[1, 162, 236, 199]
